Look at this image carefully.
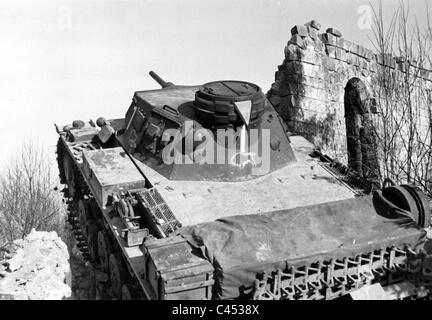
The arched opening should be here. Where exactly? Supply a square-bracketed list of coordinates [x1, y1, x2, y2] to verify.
[344, 78, 379, 180]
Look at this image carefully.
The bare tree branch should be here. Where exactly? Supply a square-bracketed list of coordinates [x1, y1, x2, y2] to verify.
[0, 141, 66, 243]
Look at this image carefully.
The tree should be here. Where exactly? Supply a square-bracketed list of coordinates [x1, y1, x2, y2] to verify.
[0, 142, 66, 243]
[369, 1, 432, 195]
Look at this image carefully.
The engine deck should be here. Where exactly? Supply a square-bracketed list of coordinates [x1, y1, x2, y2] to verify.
[135, 136, 356, 226]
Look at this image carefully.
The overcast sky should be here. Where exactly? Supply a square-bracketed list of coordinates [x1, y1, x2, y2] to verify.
[0, 0, 429, 168]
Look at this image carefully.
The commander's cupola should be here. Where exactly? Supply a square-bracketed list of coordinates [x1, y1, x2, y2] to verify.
[193, 80, 266, 130]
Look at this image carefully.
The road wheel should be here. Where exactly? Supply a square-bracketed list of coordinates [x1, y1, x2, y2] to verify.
[109, 253, 126, 299]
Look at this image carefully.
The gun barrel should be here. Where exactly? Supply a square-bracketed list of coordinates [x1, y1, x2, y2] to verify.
[149, 71, 174, 88]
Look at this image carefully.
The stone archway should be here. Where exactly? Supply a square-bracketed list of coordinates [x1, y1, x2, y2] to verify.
[344, 78, 379, 180]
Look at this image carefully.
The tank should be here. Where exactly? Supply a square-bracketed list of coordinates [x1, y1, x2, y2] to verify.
[55, 71, 432, 300]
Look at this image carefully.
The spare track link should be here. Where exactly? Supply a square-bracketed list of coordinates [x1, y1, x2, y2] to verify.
[252, 246, 431, 300]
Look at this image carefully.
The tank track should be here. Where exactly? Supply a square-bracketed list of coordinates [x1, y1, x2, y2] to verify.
[57, 138, 142, 299]
[57, 138, 92, 260]
[253, 246, 432, 300]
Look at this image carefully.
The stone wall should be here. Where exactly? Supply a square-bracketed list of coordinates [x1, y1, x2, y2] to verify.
[268, 20, 432, 177]
[0, 227, 99, 300]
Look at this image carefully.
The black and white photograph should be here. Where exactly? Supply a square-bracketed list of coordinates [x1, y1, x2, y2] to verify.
[1, 0, 432, 309]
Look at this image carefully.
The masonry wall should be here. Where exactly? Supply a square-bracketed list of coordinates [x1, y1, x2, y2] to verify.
[268, 20, 432, 172]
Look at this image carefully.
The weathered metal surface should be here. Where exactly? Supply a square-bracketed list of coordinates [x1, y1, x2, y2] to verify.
[122, 86, 297, 182]
[145, 236, 214, 299]
[134, 85, 201, 111]
[136, 136, 356, 226]
[194, 80, 265, 128]
[98, 125, 115, 144]
[81, 147, 147, 207]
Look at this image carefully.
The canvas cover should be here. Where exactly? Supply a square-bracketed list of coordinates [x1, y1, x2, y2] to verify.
[178, 196, 426, 299]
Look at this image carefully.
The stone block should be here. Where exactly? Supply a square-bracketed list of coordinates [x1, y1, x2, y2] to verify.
[271, 80, 287, 96]
[306, 20, 321, 30]
[308, 26, 318, 40]
[326, 58, 337, 71]
[285, 44, 303, 60]
[314, 40, 324, 52]
[288, 34, 305, 47]
[283, 94, 301, 108]
[268, 94, 281, 107]
[283, 73, 302, 84]
[285, 61, 322, 79]
[291, 25, 309, 38]
[326, 45, 337, 59]
[302, 75, 325, 89]
[322, 33, 339, 46]
[298, 84, 325, 100]
[346, 53, 354, 65]
[303, 63, 322, 78]
[335, 48, 347, 61]
[342, 39, 353, 52]
[383, 53, 392, 66]
[303, 97, 326, 114]
[375, 53, 384, 65]
[337, 38, 345, 49]
[287, 48, 320, 65]
[361, 59, 369, 70]
[326, 28, 342, 37]
[364, 49, 374, 61]
[350, 44, 358, 56]
[289, 106, 305, 121]
[285, 61, 300, 75]
[396, 62, 405, 72]
[279, 95, 302, 120]
[361, 69, 370, 77]
[356, 45, 365, 58]
[353, 56, 361, 67]
[304, 37, 315, 49]
[424, 70, 432, 81]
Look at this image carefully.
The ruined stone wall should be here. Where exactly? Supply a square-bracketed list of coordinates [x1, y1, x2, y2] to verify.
[0, 230, 71, 300]
[0, 227, 98, 300]
[268, 20, 432, 177]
